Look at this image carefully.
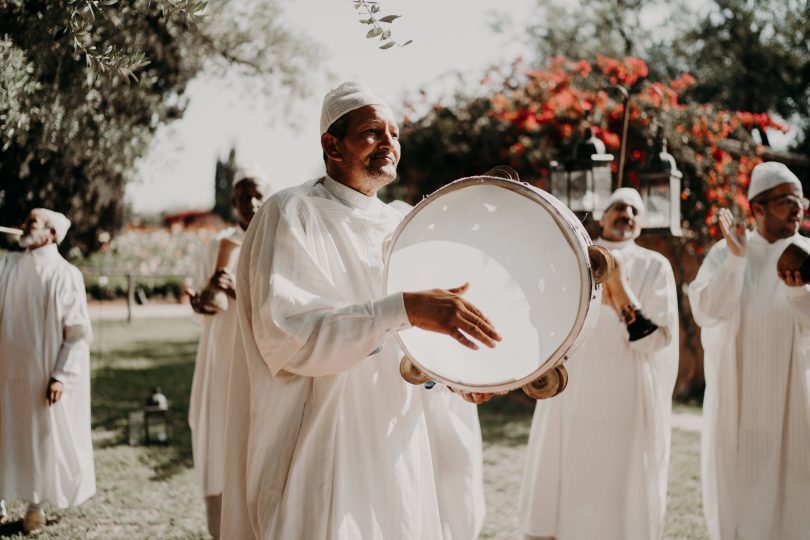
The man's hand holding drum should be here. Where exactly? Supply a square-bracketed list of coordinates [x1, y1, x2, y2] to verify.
[403, 282, 503, 404]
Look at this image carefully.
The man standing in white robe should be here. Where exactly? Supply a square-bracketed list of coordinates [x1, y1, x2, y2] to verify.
[519, 188, 679, 540]
[220, 81, 501, 539]
[0, 209, 94, 535]
[689, 161, 810, 540]
[188, 174, 267, 539]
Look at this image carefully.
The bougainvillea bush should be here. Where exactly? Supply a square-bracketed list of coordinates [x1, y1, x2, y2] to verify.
[393, 55, 793, 258]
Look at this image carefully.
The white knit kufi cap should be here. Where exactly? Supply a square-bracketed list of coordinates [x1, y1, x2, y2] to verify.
[320, 81, 389, 135]
[233, 165, 270, 192]
[36, 208, 71, 244]
[604, 187, 645, 216]
[748, 161, 802, 200]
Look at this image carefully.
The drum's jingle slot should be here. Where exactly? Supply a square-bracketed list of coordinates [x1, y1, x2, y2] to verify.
[587, 245, 616, 285]
[400, 356, 432, 385]
[521, 365, 569, 400]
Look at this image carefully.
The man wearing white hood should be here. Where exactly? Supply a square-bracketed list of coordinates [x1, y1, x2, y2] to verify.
[0, 209, 95, 534]
[219, 81, 500, 539]
[689, 161, 810, 540]
[519, 188, 679, 540]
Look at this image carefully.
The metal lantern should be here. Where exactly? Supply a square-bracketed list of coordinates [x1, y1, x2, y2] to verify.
[638, 136, 683, 236]
[144, 387, 169, 446]
[550, 127, 615, 220]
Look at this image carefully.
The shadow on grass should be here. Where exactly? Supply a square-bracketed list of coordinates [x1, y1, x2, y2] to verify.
[91, 329, 199, 482]
[0, 520, 23, 538]
[478, 392, 535, 447]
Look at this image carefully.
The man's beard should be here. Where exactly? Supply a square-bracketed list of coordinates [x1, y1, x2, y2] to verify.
[609, 222, 639, 241]
[18, 229, 49, 248]
[363, 162, 397, 185]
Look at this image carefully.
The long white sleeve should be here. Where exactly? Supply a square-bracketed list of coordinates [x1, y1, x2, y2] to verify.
[626, 257, 677, 356]
[52, 267, 92, 382]
[284, 292, 411, 377]
[245, 192, 411, 379]
[688, 240, 746, 327]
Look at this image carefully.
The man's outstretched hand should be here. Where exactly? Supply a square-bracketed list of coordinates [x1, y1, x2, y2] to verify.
[403, 283, 502, 350]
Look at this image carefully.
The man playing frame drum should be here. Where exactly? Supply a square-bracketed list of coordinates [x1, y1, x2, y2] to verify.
[220, 81, 500, 539]
[519, 187, 679, 540]
[689, 162, 810, 540]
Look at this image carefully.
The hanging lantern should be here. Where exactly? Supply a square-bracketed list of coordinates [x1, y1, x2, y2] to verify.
[638, 136, 683, 236]
[550, 127, 615, 219]
[144, 387, 169, 446]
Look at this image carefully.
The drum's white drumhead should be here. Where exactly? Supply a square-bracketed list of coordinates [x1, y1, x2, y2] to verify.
[385, 179, 590, 391]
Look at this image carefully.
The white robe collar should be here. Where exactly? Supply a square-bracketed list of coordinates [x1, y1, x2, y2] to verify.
[27, 243, 60, 261]
[322, 175, 380, 211]
[596, 237, 637, 252]
[750, 229, 797, 255]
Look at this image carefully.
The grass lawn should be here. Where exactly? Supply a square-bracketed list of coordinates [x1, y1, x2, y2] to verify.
[1, 318, 707, 539]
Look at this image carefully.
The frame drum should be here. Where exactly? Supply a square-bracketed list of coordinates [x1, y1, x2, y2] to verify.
[384, 176, 610, 397]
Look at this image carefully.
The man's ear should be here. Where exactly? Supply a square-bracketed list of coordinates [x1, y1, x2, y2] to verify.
[321, 133, 343, 163]
[47, 228, 57, 244]
[750, 201, 765, 218]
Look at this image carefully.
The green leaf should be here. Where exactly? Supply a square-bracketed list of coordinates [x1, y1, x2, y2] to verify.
[358, 18, 373, 24]
[371, 4, 381, 13]
[366, 27, 382, 38]
[378, 15, 400, 23]
[379, 41, 395, 49]
[401, 40, 413, 46]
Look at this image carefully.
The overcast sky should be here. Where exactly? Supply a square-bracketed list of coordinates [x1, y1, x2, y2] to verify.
[128, 0, 796, 213]
[128, 0, 536, 213]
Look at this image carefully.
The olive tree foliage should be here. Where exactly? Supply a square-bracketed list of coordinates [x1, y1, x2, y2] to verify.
[0, 0, 319, 254]
[349, 0, 411, 49]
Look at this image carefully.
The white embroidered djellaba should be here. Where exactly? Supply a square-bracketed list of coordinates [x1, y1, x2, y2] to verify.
[0, 244, 95, 507]
[519, 238, 679, 540]
[689, 231, 810, 540]
[188, 227, 244, 497]
[220, 176, 485, 540]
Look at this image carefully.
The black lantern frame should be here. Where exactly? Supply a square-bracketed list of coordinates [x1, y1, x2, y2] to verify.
[550, 128, 615, 220]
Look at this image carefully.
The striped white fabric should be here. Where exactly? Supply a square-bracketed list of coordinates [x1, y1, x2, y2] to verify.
[690, 231, 810, 540]
[519, 238, 679, 540]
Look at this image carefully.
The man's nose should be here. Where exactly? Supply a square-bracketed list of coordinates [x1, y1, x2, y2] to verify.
[379, 129, 396, 149]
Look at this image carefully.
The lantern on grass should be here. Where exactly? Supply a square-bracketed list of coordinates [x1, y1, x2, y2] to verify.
[550, 127, 615, 219]
[144, 387, 169, 445]
[638, 136, 683, 236]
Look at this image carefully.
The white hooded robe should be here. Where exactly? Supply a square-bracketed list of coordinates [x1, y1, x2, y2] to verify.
[188, 227, 243, 497]
[688, 231, 810, 540]
[0, 244, 95, 508]
[220, 177, 485, 540]
[519, 238, 679, 540]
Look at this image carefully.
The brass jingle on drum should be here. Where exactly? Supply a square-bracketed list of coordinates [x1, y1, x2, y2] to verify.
[521, 365, 569, 400]
[588, 244, 616, 285]
[399, 355, 432, 386]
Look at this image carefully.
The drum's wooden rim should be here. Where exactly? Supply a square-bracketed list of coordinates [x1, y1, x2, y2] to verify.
[383, 176, 599, 392]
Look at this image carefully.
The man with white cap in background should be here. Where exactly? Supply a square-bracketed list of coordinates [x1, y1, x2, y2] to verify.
[220, 81, 499, 539]
[689, 161, 810, 540]
[519, 187, 679, 540]
[0, 209, 95, 534]
[187, 171, 268, 539]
